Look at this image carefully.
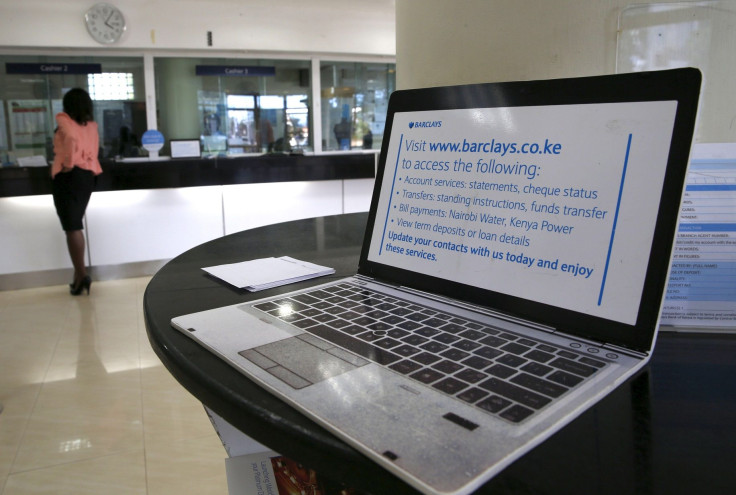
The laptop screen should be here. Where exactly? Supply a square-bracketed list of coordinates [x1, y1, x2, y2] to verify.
[359, 69, 701, 353]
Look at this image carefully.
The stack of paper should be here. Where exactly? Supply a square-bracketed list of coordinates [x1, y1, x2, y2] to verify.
[202, 256, 335, 291]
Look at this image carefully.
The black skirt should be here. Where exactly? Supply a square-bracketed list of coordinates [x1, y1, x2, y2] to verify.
[52, 167, 95, 231]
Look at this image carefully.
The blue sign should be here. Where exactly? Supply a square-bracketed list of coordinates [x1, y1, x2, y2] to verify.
[6, 63, 102, 75]
[195, 65, 276, 77]
[141, 130, 165, 153]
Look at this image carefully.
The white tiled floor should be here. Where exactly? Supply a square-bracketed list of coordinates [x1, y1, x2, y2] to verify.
[0, 277, 229, 494]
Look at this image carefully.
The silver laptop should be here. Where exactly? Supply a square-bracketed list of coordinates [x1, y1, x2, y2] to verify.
[172, 69, 701, 495]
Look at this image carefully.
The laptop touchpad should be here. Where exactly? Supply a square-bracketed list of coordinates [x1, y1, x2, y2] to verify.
[239, 334, 368, 389]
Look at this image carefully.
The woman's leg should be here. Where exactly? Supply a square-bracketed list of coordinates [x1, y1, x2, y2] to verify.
[66, 230, 87, 284]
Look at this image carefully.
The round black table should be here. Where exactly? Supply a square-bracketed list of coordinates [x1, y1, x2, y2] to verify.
[144, 213, 736, 495]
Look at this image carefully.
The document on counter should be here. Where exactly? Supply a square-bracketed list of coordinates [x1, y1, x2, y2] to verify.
[202, 256, 335, 291]
[660, 143, 736, 329]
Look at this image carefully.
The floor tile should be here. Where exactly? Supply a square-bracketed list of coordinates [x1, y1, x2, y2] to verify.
[0, 277, 230, 494]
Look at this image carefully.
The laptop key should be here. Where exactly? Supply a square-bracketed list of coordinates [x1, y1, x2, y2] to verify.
[510, 373, 568, 398]
[410, 368, 444, 384]
[422, 318, 446, 328]
[479, 378, 552, 410]
[375, 302, 397, 311]
[364, 309, 389, 319]
[374, 337, 402, 349]
[404, 312, 429, 322]
[487, 363, 517, 379]
[521, 361, 553, 377]
[341, 324, 366, 335]
[500, 342, 531, 355]
[433, 377, 469, 395]
[352, 316, 378, 326]
[432, 360, 464, 374]
[459, 329, 486, 341]
[455, 368, 488, 384]
[440, 323, 465, 334]
[414, 327, 441, 338]
[367, 321, 392, 331]
[254, 301, 280, 312]
[387, 329, 410, 338]
[397, 320, 422, 331]
[357, 331, 383, 342]
[474, 346, 503, 360]
[411, 352, 442, 365]
[476, 395, 511, 413]
[549, 357, 597, 377]
[420, 341, 449, 353]
[389, 360, 422, 375]
[500, 405, 535, 423]
[433, 333, 461, 344]
[479, 335, 507, 348]
[457, 387, 489, 404]
[496, 354, 527, 368]
[462, 355, 493, 370]
[453, 339, 481, 352]
[291, 318, 317, 328]
[558, 350, 579, 359]
[579, 357, 606, 368]
[393, 344, 422, 357]
[440, 348, 470, 361]
[547, 370, 584, 387]
[313, 313, 337, 323]
[402, 334, 429, 346]
[326, 319, 351, 330]
[526, 349, 555, 363]
[292, 294, 319, 304]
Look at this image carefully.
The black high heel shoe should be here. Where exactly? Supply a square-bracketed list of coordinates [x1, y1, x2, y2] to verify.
[70, 276, 92, 296]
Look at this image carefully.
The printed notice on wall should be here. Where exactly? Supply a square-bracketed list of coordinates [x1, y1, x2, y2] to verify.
[660, 143, 736, 329]
[367, 102, 679, 326]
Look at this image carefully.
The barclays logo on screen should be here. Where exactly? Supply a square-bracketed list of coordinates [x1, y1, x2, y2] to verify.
[409, 120, 442, 129]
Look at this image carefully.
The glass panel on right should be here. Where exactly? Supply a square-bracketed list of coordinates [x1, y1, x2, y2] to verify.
[320, 62, 395, 151]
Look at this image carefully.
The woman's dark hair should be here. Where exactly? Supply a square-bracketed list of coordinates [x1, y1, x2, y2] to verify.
[62, 88, 94, 125]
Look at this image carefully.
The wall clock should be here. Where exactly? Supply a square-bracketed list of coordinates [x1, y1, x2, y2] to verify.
[85, 3, 126, 44]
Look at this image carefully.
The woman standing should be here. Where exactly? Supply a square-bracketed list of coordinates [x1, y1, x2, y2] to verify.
[51, 88, 102, 295]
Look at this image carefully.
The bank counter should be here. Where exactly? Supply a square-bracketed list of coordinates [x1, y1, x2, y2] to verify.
[0, 153, 376, 289]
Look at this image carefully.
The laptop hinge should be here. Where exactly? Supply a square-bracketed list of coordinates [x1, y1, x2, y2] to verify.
[554, 330, 649, 359]
[601, 343, 649, 359]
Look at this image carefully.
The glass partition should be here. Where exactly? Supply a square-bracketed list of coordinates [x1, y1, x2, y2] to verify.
[320, 62, 395, 151]
[0, 55, 146, 165]
[0, 54, 394, 165]
[154, 57, 311, 156]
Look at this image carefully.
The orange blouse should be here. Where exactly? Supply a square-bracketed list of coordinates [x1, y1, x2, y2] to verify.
[51, 112, 102, 178]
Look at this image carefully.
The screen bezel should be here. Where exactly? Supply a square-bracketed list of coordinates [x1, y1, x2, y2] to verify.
[357, 69, 701, 354]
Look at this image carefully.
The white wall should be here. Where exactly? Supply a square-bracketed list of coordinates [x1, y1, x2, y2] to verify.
[395, 0, 735, 143]
[0, 0, 396, 56]
[395, 0, 622, 88]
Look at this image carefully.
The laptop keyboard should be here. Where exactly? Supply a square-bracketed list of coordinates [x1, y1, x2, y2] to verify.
[252, 283, 606, 423]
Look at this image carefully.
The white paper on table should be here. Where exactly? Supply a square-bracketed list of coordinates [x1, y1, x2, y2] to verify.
[203, 256, 335, 291]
